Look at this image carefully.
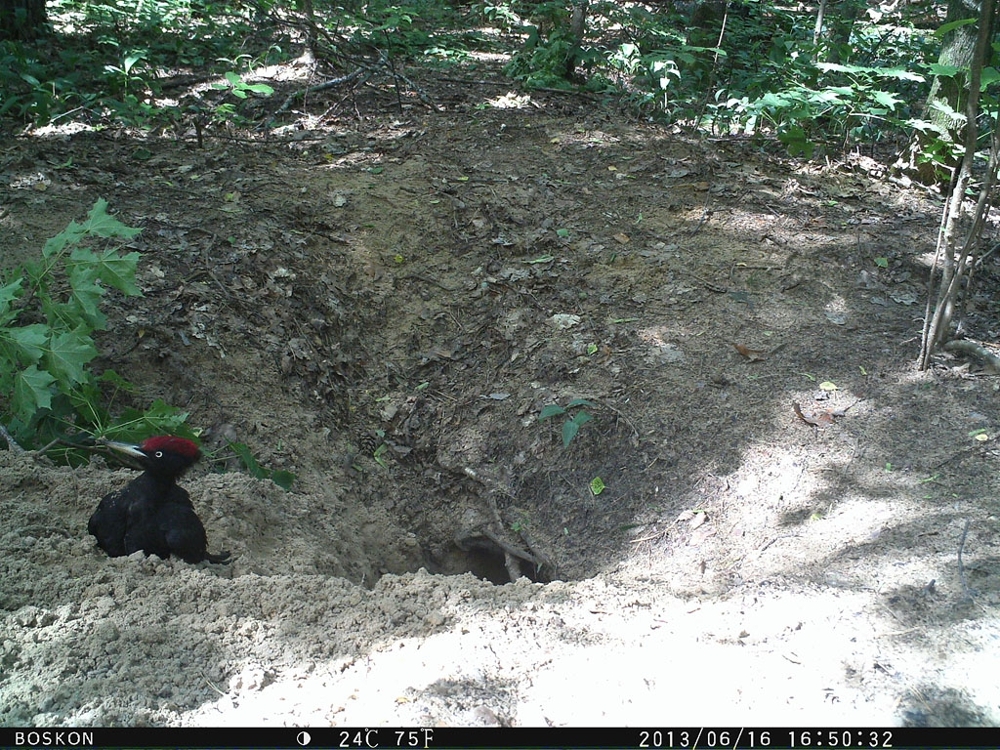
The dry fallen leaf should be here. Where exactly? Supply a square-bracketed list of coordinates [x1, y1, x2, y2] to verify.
[734, 343, 767, 361]
[792, 401, 837, 428]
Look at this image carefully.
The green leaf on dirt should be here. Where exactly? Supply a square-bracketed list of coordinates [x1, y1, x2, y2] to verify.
[229, 441, 296, 489]
[0, 276, 24, 323]
[818, 381, 838, 391]
[230, 441, 265, 475]
[563, 410, 593, 447]
[81, 198, 143, 240]
[874, 257, 888, 268]
[67, 266, 108, 328]
[111, 400, 191, 442]
[87, 247, 143, 296]
[539, 404, 566, 420]
[590, 476, 605, 495]
[270, 470, 295, 490]
[42, 198, 140, 259]
[5, 323, 48, 363]
[98, 368, 135, 390]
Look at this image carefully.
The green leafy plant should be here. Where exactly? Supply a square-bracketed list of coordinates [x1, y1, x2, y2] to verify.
[103, 49, 148, 98]
[212, 70, 275, 100]
[0, 199, 291, 483]
[228, 441, 295, 490]
[0, 199, 195, 456]
[539, 398, 595, 448]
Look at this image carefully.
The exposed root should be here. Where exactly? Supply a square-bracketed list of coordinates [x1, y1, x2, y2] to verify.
[943, 339, 1000, 373]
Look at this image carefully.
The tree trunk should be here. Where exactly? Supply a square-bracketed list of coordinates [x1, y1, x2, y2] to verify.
[815, 0, 863, 64]
[919, 0, 997, 368]
[897, 0, 987, 186]
[0, 0, 47, 41]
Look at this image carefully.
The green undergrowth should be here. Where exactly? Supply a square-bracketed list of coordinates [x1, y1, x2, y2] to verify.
[0, 199, 292, 487]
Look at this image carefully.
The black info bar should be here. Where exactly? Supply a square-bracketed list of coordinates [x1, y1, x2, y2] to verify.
[4, 727, 998, 749]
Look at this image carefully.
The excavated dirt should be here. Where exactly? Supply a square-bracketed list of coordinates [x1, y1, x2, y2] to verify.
[2, 67, 1000, 727]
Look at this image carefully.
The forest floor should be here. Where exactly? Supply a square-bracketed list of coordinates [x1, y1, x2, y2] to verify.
[2, 59, 1000, 727]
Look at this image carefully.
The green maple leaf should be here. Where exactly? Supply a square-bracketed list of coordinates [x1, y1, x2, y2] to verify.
[91, 248, 142, 296]
[67, 264, 107, 329]
[80, 198, 143, 240]
[42, 221, 87, 258]
[67, 263, 105, 322]
[68, 246, 142, 299]
[0, 276, 23, 325]
[12, 364, 56, 422]
[42, 199, 141, 260]
[113, 399, 191, 441]
[4, 324, 48, 364]
[45, 327, 98, 386]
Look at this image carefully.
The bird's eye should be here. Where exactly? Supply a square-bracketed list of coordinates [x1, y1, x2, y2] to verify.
[155, 451, 164, 458]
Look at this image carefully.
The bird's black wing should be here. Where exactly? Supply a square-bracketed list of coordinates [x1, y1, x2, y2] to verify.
[95, 477, 228, 564]
[156, 502, 210, 563]
[158, 486, 230, 564]
[88, 489, 130, 557]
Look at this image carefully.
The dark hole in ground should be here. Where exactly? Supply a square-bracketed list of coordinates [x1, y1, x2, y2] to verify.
[453, 546, 516, 586]
[426, 535, 552, 585]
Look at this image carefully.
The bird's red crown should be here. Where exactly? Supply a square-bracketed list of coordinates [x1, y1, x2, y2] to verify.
[140, 435, 201, 460]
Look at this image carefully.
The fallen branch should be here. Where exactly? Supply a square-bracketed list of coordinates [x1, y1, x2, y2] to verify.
[274, 67, 368, 117]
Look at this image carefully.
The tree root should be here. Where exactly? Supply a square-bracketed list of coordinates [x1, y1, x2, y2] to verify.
[1, 424, 25, 453]
[943, 339, 1000, 372]
[460, 465, 556, 583]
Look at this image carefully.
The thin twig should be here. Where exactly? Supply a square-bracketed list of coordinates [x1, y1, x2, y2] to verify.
[201, 671, 227, 697]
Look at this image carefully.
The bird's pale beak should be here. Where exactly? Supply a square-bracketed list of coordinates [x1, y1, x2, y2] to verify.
[101, 440, 147, 460]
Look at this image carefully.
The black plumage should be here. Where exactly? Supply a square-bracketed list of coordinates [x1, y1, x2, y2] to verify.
[88, 436, 230, 564]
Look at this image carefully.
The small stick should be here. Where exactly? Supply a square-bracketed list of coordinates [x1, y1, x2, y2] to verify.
[201, 671, 227, 697]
